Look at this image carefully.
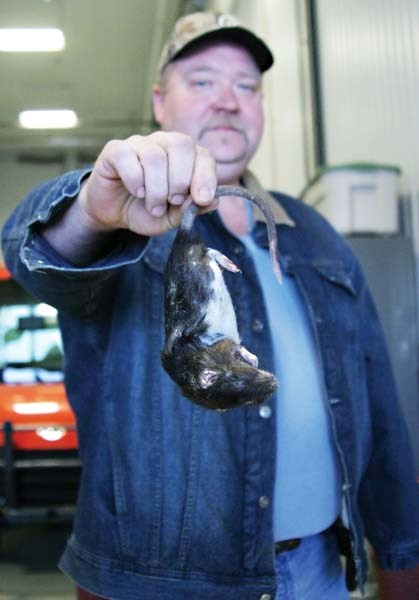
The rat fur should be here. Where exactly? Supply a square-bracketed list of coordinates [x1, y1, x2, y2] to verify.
[161, 185, 280, 410]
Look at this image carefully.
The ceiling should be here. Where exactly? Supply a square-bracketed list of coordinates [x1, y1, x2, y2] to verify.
[0, 0, 207, 158]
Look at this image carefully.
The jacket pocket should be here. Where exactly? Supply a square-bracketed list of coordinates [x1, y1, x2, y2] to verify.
[313, 261, 358, 297]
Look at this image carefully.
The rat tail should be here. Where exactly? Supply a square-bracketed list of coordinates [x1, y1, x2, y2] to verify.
[179, 187, 281, 283]
[180, 202, 199, 232]
[215, 186, 282, 283]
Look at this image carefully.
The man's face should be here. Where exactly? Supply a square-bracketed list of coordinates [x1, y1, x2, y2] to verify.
[153, 42, 264, 184]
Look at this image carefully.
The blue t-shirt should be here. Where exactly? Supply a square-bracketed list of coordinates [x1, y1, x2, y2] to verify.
[241, 233, 341, 541]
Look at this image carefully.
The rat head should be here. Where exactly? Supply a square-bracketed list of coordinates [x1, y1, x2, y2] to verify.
[179, 338, 278, 410]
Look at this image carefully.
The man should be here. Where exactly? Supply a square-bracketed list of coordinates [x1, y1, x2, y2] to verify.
[2, 11, 418, 600]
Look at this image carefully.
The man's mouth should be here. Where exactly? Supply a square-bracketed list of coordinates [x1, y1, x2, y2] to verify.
[199, 126, 246, 142]
[203, 125, 240, 132]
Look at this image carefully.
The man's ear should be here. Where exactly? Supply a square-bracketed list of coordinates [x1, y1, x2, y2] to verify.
[152, 84, 164, 125]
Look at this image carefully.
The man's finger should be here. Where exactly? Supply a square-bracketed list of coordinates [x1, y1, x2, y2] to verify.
[189, 146, 217, 206]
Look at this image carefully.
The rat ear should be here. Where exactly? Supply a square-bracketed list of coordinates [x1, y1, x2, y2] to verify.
[199, 369, 219, 388]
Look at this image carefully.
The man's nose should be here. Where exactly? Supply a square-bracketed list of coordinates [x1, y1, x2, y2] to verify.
[213, 84, 239, 111]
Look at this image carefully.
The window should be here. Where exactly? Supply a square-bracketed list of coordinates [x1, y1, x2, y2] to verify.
[0, 280, 63, 384]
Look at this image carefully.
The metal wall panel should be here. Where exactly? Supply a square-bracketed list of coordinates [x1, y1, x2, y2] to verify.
[315, 0, 419, 255]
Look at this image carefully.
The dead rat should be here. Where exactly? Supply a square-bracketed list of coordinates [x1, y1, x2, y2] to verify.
[161, 185, 280, 411]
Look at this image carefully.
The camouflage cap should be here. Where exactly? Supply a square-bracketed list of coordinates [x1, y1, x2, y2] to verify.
[157, 12, 274, 76]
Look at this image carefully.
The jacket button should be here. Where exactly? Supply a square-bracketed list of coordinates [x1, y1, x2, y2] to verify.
[252, 319, 264, 333]
[259, 405, 272, 419]
[259, 495, 270, 509]
[260, 594, 272, 600]
[233, 245, 243, 254]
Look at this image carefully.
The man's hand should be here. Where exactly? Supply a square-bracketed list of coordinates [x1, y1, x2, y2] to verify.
[41, 132, 218, 264]
[78, 131, 218, 236]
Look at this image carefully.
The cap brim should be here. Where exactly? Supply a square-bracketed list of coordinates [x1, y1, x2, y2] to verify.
[172, 26, 274, 73]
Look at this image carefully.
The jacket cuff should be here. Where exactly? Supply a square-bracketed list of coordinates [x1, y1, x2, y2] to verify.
[374, 544, 419, 570]
[18, 168, 148, 275]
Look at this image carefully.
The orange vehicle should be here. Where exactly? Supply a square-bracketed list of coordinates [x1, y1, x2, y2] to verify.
[0, 266, 80, 524]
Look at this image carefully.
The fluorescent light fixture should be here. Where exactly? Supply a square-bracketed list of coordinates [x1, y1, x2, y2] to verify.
[19, 109, 78, 129]
[0, 28, 65, 52]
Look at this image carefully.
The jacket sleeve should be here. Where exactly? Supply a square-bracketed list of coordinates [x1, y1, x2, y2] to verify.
[357, 279, 419, 570]
[1, 168, 149, 315]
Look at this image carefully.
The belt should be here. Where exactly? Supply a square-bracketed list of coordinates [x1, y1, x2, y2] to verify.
[274, 538, 301, 554]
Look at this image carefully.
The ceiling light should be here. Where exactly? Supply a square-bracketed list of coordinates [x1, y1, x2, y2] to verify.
[0, 28, 65, 52]
[19, 109, 78, 129]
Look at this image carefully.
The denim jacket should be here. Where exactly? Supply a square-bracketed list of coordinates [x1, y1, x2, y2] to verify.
[2, 169, 419, 600]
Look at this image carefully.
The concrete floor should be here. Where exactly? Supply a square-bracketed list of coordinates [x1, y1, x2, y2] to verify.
[0, 523, 377, 600]
[0, 523, 75, 600]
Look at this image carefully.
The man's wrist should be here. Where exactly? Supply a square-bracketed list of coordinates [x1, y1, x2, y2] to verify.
[76, 180, 115, 233]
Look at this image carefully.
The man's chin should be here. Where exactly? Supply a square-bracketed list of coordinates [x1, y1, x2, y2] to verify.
[215, 157, 249, 184]
[210, 145, 249, 165]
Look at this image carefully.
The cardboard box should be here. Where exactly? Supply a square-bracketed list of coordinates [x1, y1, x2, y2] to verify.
[301, 163, 401, 234]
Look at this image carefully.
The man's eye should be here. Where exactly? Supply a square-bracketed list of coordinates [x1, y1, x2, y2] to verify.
[191, 80, 212, 88]
[237, 82, 258, 92]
